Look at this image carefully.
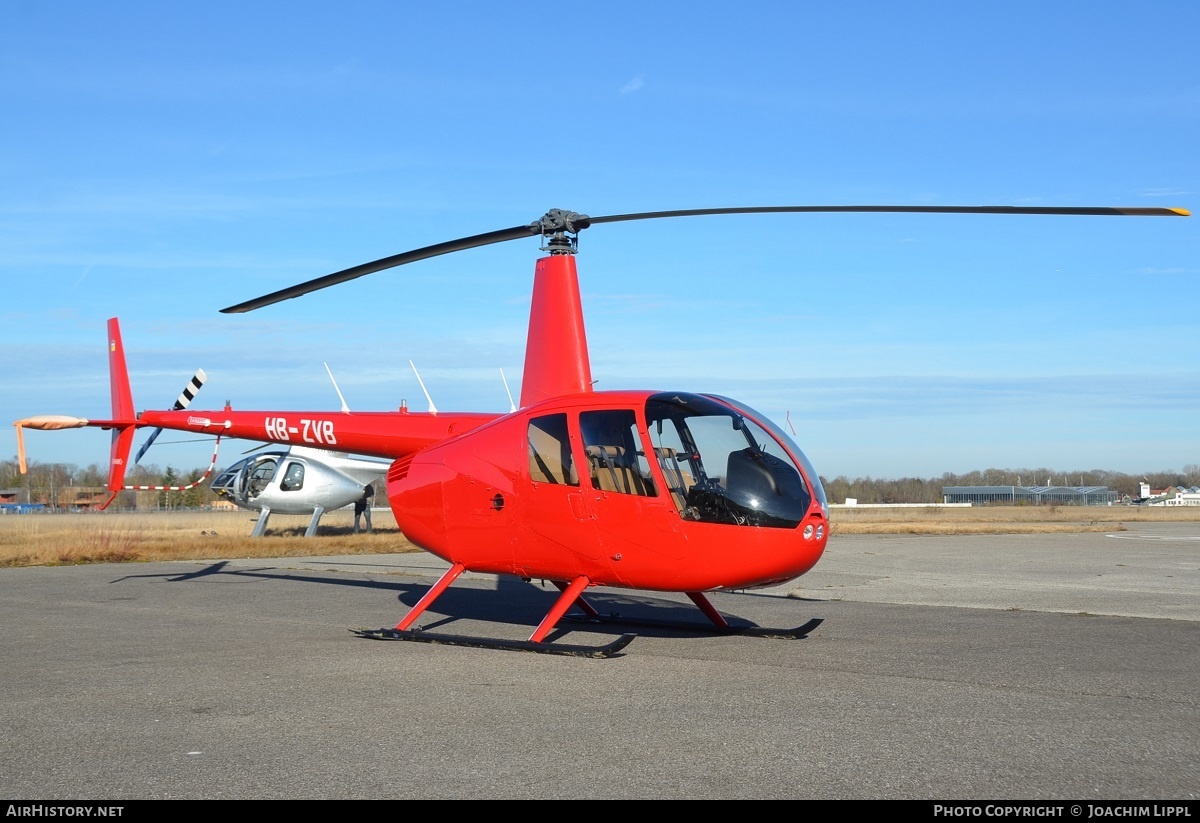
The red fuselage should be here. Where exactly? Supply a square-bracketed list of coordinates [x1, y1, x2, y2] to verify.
[388, 390, 829, 592]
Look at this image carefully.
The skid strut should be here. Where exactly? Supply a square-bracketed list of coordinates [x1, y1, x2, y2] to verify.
[560, 586, 824, 639]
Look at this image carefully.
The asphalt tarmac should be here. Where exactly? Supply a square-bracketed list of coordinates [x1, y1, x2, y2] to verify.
[1, 521, 1196, 800]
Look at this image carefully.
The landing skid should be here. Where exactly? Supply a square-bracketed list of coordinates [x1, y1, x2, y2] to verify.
[354, 564, 817, 657]
[350, 626, 636, 658]
[564, 612, 824, 640]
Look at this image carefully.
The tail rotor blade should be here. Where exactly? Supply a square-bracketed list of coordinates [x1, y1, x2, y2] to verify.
[133, 368, 207, 465]
[133, 429, 163, 466]
[174, 369, 207, 411]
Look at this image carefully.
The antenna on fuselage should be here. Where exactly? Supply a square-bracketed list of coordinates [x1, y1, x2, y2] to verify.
[501, 369, 516, 413]
[410, 360, 438, 414]
[324, 363, 351, 413]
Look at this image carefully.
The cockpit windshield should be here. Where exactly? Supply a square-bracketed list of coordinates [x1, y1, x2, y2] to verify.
[211, 454, 280, 501]
[705, 394, 828, 515]
[645, 392, 825, 528]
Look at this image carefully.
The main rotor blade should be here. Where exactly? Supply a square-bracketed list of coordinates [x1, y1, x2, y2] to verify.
[221, 204, 1188, 314]
[221, 223, 540, 313]
[584, 204, 1190, 227]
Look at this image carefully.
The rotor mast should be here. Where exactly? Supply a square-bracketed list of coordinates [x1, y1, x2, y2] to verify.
[520, 210, 594, 408]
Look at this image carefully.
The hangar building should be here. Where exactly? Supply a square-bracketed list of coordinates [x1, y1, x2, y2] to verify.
[941, 485, 1117, 506]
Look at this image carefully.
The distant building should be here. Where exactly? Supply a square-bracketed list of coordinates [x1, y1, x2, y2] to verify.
[59, 486, 111, 510]
[1, 485, 111, 510]
[941, 485, 1117, 506]
[1136, 482, 1200, 507]
[1, 489, 43, 514]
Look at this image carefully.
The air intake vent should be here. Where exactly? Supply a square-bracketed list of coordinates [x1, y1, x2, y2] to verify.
[388, 455, 414, 483]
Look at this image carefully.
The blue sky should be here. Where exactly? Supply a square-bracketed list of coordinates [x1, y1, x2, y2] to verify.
[3, 2, 1197, 482]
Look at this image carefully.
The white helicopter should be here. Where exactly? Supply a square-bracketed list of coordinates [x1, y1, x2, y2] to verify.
[130, 363, 390, 537]
[209, 444, 389, 537]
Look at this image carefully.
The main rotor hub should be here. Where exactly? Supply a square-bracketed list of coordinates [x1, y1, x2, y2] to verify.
[534, 209, 592, 255]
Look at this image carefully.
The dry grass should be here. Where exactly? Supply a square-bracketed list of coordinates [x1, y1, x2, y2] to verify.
[2, 504, 1197, 568]
[0, 509, 420, 568]
[829, 504, 1200, 535]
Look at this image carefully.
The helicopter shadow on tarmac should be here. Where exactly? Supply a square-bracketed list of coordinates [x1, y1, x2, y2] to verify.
[108, 559, 822, 647]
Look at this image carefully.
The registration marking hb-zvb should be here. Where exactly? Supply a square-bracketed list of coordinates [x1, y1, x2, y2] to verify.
[264, 417, 338, 445]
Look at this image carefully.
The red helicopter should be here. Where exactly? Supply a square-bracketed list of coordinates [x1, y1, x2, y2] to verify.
[15, 204, 1189, 656]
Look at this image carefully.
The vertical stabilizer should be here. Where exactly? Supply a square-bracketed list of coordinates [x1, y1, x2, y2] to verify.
[519, 254, 593, 407]
[108, 318, 134, 421]
[105, 318, 137, 498]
